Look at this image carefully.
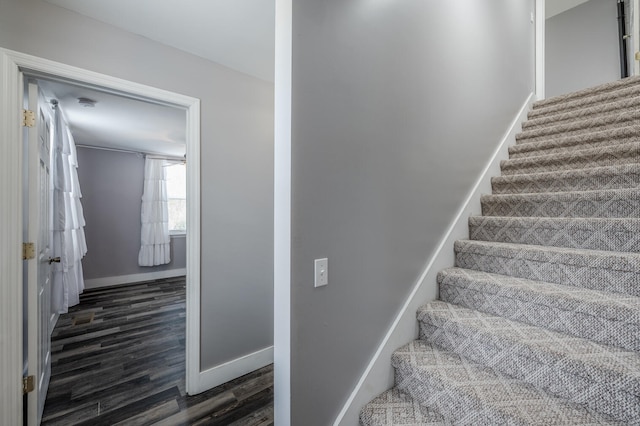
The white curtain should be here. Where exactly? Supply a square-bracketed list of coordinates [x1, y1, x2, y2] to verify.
[52, 108, 88, 314]
[138, 158, 171, 266]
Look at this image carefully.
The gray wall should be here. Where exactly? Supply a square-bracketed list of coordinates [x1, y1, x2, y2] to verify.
[0, 0, 274, 370]
[289, 1, 534, 424]
[546, 0, 620, 97]
[76, 147, 186, 280]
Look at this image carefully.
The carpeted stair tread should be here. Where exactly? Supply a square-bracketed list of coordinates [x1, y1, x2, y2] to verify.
[524, 95, 640, 131]
[417, 301, 640, 423]
[511, 124, 640, 155]
[481, 188, 640, 218]
[468, 216, 640, 252]
[501, 142, 640, 175]
[454, 239, 640, 296]
[491, 164, 640, 194]
[359, 388, 448, 426]
[516, 108, 640, 145]
[529, 82, 640, 120]
[532, 75, 640, 110]
[392, 340, 622, 425]
[438, 267, 640, 351]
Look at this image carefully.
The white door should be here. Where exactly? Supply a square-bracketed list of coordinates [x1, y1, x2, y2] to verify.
[25, 81, 54, 426]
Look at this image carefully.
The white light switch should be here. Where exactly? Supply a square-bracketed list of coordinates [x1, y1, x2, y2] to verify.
[314, 258, 328, 287]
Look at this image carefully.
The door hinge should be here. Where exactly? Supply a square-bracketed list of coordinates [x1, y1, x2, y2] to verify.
[23, 242, 35, 260]
[22, 109, 35, 128]
[23, 375, 35, 394]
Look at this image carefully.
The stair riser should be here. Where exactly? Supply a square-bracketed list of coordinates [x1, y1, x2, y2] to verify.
[417, 319, 639, 423]
[515, 127, 640, 154]
[491, 170, 640, 194]
[510, 136, 640, 159]
[516, 115, 640, 145]
[468, 218, 640, 253]
[393, 359, 515, 425]
[481, 193, 640, 218]
[532, 77, 640, 112]
[455, 250, 640, 297]
[524, 97, 640, 131]
[358, 389, 446, 426]
[501, 150, 640, 176]
[438, 280, 640, 352]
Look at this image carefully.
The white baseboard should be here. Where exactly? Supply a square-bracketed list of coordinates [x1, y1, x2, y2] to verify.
[83, 268, 187, 289]
[190, 346, 274, 395]
[333, 93, 535, 426]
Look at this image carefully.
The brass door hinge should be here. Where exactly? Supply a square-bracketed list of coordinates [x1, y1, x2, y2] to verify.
[23, 242, 35, 260]
[22, 109, 35, 127]
[23, 375, 35, 394]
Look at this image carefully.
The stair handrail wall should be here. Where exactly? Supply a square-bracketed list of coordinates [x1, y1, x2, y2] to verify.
[333, 92, 535, 426]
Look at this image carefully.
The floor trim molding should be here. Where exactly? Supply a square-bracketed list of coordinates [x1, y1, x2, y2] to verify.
[194, 346, 274, 395]
[333, 92, 535, 426]
[83, 269, 187, 289]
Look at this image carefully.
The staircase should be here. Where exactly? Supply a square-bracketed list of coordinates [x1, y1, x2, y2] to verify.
[360, 77, 640, 425]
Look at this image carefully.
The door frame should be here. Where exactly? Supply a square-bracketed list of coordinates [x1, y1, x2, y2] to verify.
[0, 48, 202, 425]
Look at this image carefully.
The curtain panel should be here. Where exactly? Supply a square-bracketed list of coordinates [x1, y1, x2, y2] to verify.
[52, 108, 87, 314]
[138, 158, 171, 266]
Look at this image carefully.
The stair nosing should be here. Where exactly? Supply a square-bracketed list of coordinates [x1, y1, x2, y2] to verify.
[392, 340, 623, 425]
[438, 267, 640, 325]
[417, 301, 640, 393]
[502, 141, 640, 167]
[454, 239, 640, 272]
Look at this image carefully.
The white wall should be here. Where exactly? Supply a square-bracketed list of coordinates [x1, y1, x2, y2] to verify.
[0, 0, 273, 372]
[546, 0, 590, 18]
[546, 0, 620, 97]
[281, 1, 535, 424]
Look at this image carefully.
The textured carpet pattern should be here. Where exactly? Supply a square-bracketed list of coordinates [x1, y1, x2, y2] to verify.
[491, 165, 640, 194]
[468, 216, 640, 252]
[360, 76, 640, 425]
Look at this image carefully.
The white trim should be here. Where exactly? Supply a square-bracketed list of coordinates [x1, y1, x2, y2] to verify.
[184, 83, 201, 396]
[83, 268, 187, 289]
[0, 48, 201, 423]
[536, 0, 546, 100]
[193, 346, 274, 393]
[0, 47, 24, 426]
[274, 0, 292, 425]
[627, 0, 640, 75]
[333, 93, 535, 426]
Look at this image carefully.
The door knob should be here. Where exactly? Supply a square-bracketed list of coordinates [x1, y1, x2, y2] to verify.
[48, 257, 61, 264]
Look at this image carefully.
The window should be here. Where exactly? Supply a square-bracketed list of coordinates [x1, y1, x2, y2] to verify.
[165, 162, 186, 234]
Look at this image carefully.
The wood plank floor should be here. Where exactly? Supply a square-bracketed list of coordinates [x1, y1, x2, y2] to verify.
[41, 277, 273, 425]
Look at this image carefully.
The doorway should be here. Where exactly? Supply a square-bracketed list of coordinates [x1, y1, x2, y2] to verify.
[0, 48, 201, 426]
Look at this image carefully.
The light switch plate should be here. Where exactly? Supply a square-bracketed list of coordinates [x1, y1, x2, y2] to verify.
[314, 258, 328, 287]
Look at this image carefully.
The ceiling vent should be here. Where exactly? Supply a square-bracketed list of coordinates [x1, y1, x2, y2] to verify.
[77, 97, 97, 108]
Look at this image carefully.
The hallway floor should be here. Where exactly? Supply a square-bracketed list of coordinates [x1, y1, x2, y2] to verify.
[41, 276, 273, 425]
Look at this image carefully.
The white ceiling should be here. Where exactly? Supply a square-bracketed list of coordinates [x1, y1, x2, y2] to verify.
[38, 79, 187, 157]
[37, 0, 276, 158]
[44, 0, 275, 82]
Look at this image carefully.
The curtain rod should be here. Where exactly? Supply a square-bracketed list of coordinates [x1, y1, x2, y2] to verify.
[76, 144, 186, 163]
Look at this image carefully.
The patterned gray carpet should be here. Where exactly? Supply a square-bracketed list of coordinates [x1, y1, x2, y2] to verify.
[360, 77, 640, 425]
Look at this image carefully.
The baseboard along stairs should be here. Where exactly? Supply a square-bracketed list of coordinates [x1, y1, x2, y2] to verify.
[360, 77, 640, 425]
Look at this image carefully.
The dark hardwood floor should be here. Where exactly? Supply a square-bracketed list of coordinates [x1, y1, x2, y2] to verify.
[41, 277, 273, 426]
